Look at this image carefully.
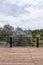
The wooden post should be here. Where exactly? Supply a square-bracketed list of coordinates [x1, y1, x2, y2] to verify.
[10, 37, 12, 47]
[36, 37, 39, 47]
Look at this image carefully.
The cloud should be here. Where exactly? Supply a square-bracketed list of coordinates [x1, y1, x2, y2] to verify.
[0, 1, 30, 17]
[0, 0, 43, 30]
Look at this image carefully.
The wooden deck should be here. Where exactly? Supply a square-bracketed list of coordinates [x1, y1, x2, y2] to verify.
[0, 47, 43, 65]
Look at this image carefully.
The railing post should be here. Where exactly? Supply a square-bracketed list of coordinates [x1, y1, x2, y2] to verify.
[36, 37, 39, 48]
[10, 37, 12, 47]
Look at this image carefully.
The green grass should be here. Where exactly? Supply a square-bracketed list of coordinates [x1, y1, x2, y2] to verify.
[32, 38, 43, 47]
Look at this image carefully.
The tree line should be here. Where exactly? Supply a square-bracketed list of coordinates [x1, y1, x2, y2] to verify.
[0, 24, 43, 46]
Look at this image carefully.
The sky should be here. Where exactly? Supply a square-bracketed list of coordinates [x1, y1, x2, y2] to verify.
[0, 0, 43, 30]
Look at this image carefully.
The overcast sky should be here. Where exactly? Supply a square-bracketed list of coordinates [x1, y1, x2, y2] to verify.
[0, 0, 43, 30]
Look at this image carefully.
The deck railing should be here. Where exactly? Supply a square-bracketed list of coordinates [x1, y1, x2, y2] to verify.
[0, 36, 39, 47]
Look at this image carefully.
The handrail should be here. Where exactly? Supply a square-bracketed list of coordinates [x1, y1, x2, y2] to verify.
[0, 36, 32, 38]
[0, 36, 39, 48]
